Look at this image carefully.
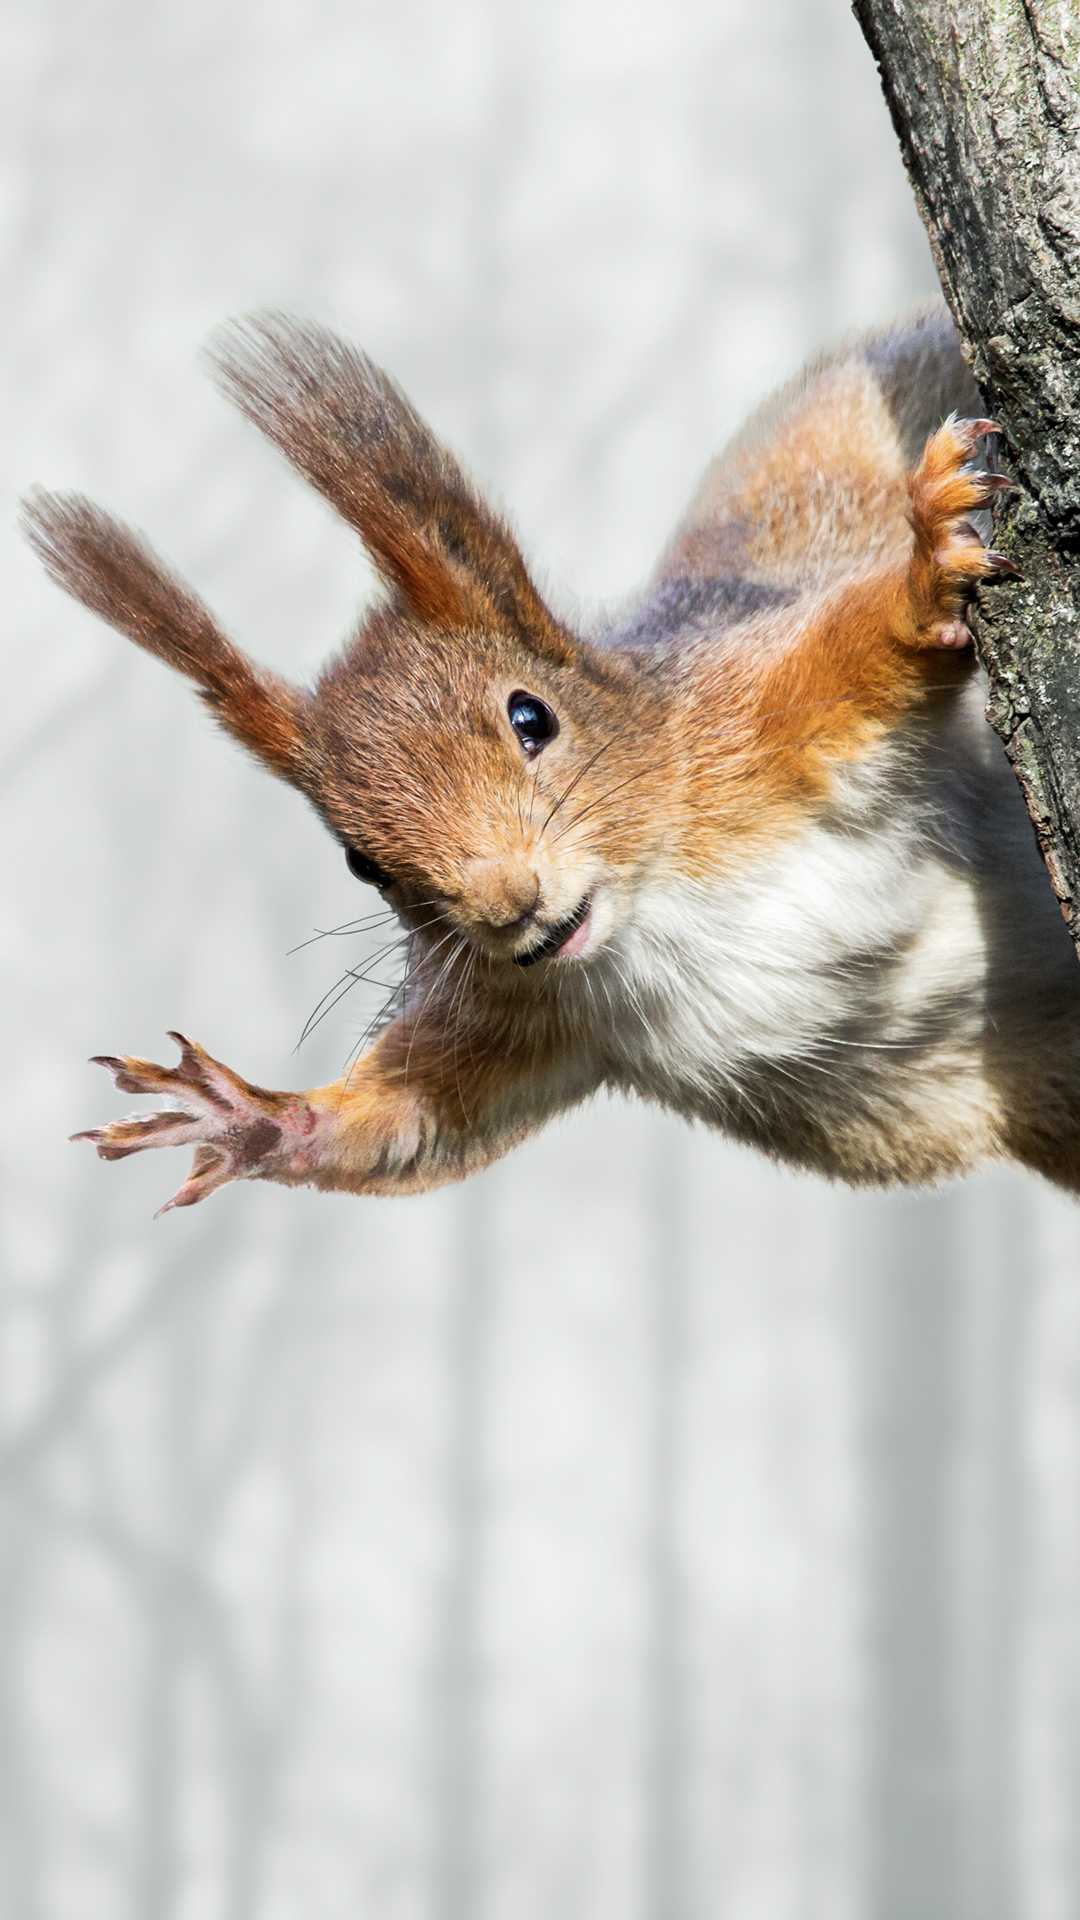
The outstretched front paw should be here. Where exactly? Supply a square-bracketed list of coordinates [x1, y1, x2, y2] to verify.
[73, 1032, 316, 1215]
[906, 416, 1020, 649]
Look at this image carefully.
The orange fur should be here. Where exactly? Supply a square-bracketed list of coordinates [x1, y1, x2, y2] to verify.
[667, 413, 1002, 872]
[28, 307, 1069, 1213]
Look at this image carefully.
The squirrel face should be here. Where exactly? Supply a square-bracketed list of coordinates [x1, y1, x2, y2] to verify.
[307, 606, 667, 966]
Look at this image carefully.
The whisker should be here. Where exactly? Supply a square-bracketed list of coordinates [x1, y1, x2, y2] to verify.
[296, 935, 409, 1047]
[287, 912, 398, 956]
[538, 736, 619, 838]
[338, 921, 465, 1074]
[340, 932, 432, 1079]
[526, 754, 542, 831]
[550, 763, 655, 841]
[298, 968, 365, 1042]
[287, 896, 445, 957]
[297, 958, 406, 1049]
[397, 924, 466, 1002]
[342, 992, 403, 1082]
[403, 930, 469, 1086]
[297, 973, 368, 1049]
[442, 940, 481, 1128]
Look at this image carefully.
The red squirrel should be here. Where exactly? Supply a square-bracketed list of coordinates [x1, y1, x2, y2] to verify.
[24, 304, 1080, 1213]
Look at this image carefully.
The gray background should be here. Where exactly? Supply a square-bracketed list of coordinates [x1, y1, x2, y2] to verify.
[4, 2, 1080, 1916]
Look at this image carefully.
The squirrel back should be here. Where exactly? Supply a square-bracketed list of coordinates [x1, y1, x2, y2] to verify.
[610, 303, 981, 650]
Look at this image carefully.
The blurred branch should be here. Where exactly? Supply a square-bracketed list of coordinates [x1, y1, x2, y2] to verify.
[853, 0, 1080, 955]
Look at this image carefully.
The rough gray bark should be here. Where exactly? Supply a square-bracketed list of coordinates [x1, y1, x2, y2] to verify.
[852, 0, 1080, 952]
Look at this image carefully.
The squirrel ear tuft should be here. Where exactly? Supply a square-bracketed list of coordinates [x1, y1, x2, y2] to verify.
[22, 489, 312, 787]
[205, 312, 575, 664]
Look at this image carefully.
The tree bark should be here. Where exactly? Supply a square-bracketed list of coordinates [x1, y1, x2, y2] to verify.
[852, 0, 1080, 953]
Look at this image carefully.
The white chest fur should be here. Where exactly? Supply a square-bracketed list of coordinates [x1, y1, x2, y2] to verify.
[581, 678, 1074, 1140]
[597, 813, 988, 1106]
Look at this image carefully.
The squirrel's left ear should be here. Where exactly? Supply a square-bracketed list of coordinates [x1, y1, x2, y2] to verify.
[206, 312, 575, 666]
[22, 490, 313, 788]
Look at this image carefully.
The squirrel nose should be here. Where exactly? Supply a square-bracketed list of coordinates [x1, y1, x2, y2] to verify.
[462, 856, 540, 929]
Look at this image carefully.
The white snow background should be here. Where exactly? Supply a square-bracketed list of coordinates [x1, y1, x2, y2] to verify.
[3, 2, 1080, 1917]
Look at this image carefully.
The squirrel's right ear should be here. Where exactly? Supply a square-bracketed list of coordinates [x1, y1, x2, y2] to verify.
[206, 313, 575, 665]
[22, 490, 312, 788]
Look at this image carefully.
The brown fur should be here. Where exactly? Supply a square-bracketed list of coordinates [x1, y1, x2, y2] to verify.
[25, 305, 1077, 1214]
[206, 315, 576, 662]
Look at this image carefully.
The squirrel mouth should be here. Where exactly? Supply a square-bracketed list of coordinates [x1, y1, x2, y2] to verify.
[513, 895, 592, 968]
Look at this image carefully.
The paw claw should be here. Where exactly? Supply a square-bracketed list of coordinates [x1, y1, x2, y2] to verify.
[166, 1030, 202, 1069]
[154, 1146, 232, 1217]
[906, 418, 1020, 646]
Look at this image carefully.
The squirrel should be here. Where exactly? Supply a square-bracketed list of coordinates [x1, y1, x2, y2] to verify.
[22, 303, 1080, 1215]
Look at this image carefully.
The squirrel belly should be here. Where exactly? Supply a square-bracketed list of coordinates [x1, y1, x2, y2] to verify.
[24, 303, 1080, 1210]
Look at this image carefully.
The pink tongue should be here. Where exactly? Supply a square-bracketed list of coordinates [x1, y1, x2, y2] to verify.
[556, 907, 592, 957]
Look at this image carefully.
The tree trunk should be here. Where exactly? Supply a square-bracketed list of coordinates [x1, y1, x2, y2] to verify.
[852, 0, 1080, 954]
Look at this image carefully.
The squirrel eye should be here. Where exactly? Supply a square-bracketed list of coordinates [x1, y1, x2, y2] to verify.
[508, 691, 559, 755]
[345, 846, 391, 889]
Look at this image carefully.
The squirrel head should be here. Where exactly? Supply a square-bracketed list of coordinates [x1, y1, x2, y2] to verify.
[24, 316, 670, 963]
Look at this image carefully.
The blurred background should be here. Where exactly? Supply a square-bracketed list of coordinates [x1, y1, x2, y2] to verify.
[4, 1, 1080, 1915]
